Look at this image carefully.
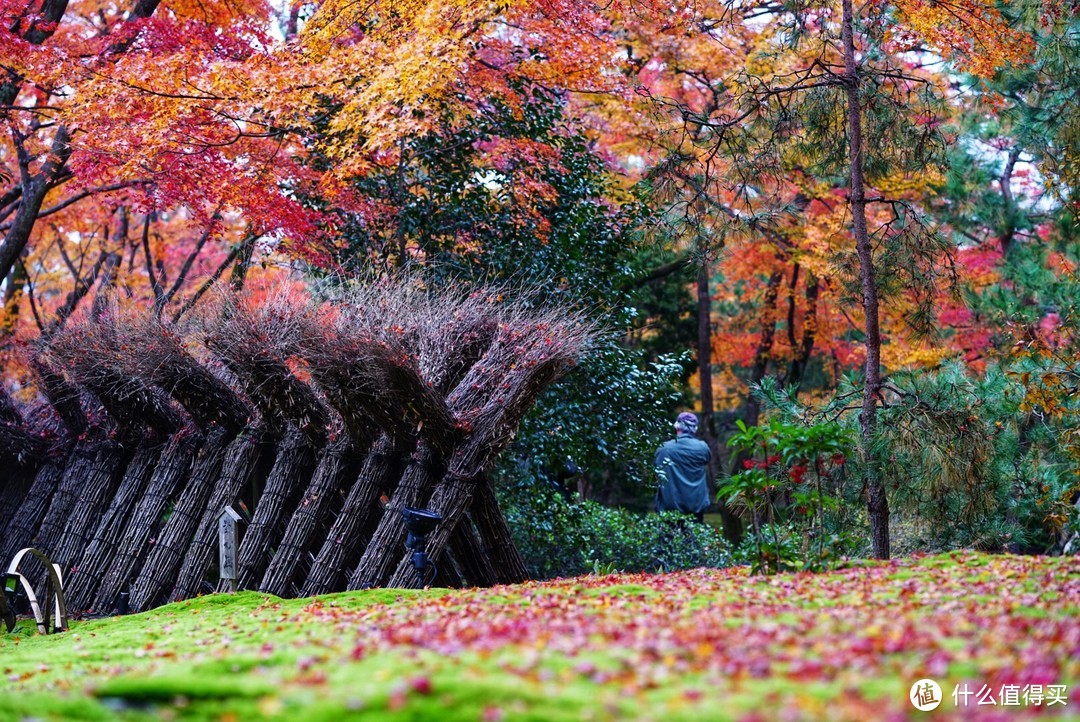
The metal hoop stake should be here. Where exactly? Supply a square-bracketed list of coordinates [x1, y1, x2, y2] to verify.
[4, 548, 69, 634]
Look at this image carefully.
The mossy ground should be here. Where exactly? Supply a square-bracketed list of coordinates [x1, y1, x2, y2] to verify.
[0, 552, 1077, 721]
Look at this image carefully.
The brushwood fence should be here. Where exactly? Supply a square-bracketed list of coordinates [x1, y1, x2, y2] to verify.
[0, 282, 591, 614]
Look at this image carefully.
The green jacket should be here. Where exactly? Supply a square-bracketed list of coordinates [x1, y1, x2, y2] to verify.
[655, 434, 711, 514]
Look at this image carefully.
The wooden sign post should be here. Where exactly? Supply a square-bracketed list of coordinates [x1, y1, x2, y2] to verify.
[218, 507, 242, 593]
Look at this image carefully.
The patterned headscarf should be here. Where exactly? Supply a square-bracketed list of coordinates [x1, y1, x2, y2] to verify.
[675, 412, 699, 436]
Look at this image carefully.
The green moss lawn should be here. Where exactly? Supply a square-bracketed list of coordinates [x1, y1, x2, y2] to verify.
[1, 552, 1077, 721]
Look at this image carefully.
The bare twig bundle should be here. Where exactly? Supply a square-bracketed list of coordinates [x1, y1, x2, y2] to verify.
[15, 275, 598, 601]
[0, 386, 49, 467]
[31, 357, 90, 437]
[387, 305, 595, 588]
[120, 311, 250, 434]
[296, 282, 439, 442]
[356, 298, 595, 589]
[411, 285, 502, 396]
[288, 298, 400, 446]
[44, 307, 184, 437]
[306, 281, 505, 451]
[202, 287, 329, 445]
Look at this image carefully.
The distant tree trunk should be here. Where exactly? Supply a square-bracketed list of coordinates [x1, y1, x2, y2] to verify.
[229, 232, 257, 292]
[69, 433, 192, 613]
[998, 147, 1021, 258]
[170, 428, 268, 602]
[727, 265, 785, 503]
[736, 269, 785, 437]
[259, 436, 362, 597]
[233, 427, 318, 590]
[128, 428, 236, 611]
[305, 434, 416, 595]
[696, 248, 744, 544]
[787, 272, 819, 389]
[843, 0, 888, 559]
[696, 256, 719, 475]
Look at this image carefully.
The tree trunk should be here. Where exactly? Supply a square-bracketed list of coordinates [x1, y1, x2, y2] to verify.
[169, 428, 267, 602]
[843, 0, 888, 559]
[787, 272, 819, 388]
[304, 434, 415, 595]
[697, 253, 744, 544]
[54, 441, 160, 609]
[233, 427, 318, 590]
[0, 127, 71, 284]
[732, 268, 785, 455]
[469, 477, 529, 584]
[727, 268, 786, 504]
[128, 428, 234, 611]
[259, 436, 362, 597]
[696, 258, 719, 479]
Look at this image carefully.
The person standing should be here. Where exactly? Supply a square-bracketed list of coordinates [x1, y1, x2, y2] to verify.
[655, 412, 711, 523]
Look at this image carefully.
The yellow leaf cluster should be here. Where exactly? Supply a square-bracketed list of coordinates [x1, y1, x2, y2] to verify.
[883, 344, 958, 369]
[891, 0, 1034, 79]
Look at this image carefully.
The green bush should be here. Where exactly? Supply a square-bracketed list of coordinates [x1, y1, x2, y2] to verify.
[718, 417, 857, 573]
[498, 482, 732, 578]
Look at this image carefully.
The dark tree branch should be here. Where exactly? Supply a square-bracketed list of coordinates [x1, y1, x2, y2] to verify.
[171, 242, 242, 324]
[162, 226, 213, 307]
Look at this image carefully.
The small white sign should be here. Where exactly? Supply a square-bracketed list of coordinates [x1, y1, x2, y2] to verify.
[218, 507, 242, 583]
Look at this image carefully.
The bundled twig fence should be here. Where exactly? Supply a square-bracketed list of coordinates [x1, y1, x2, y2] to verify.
[0, 281, 590, 614]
